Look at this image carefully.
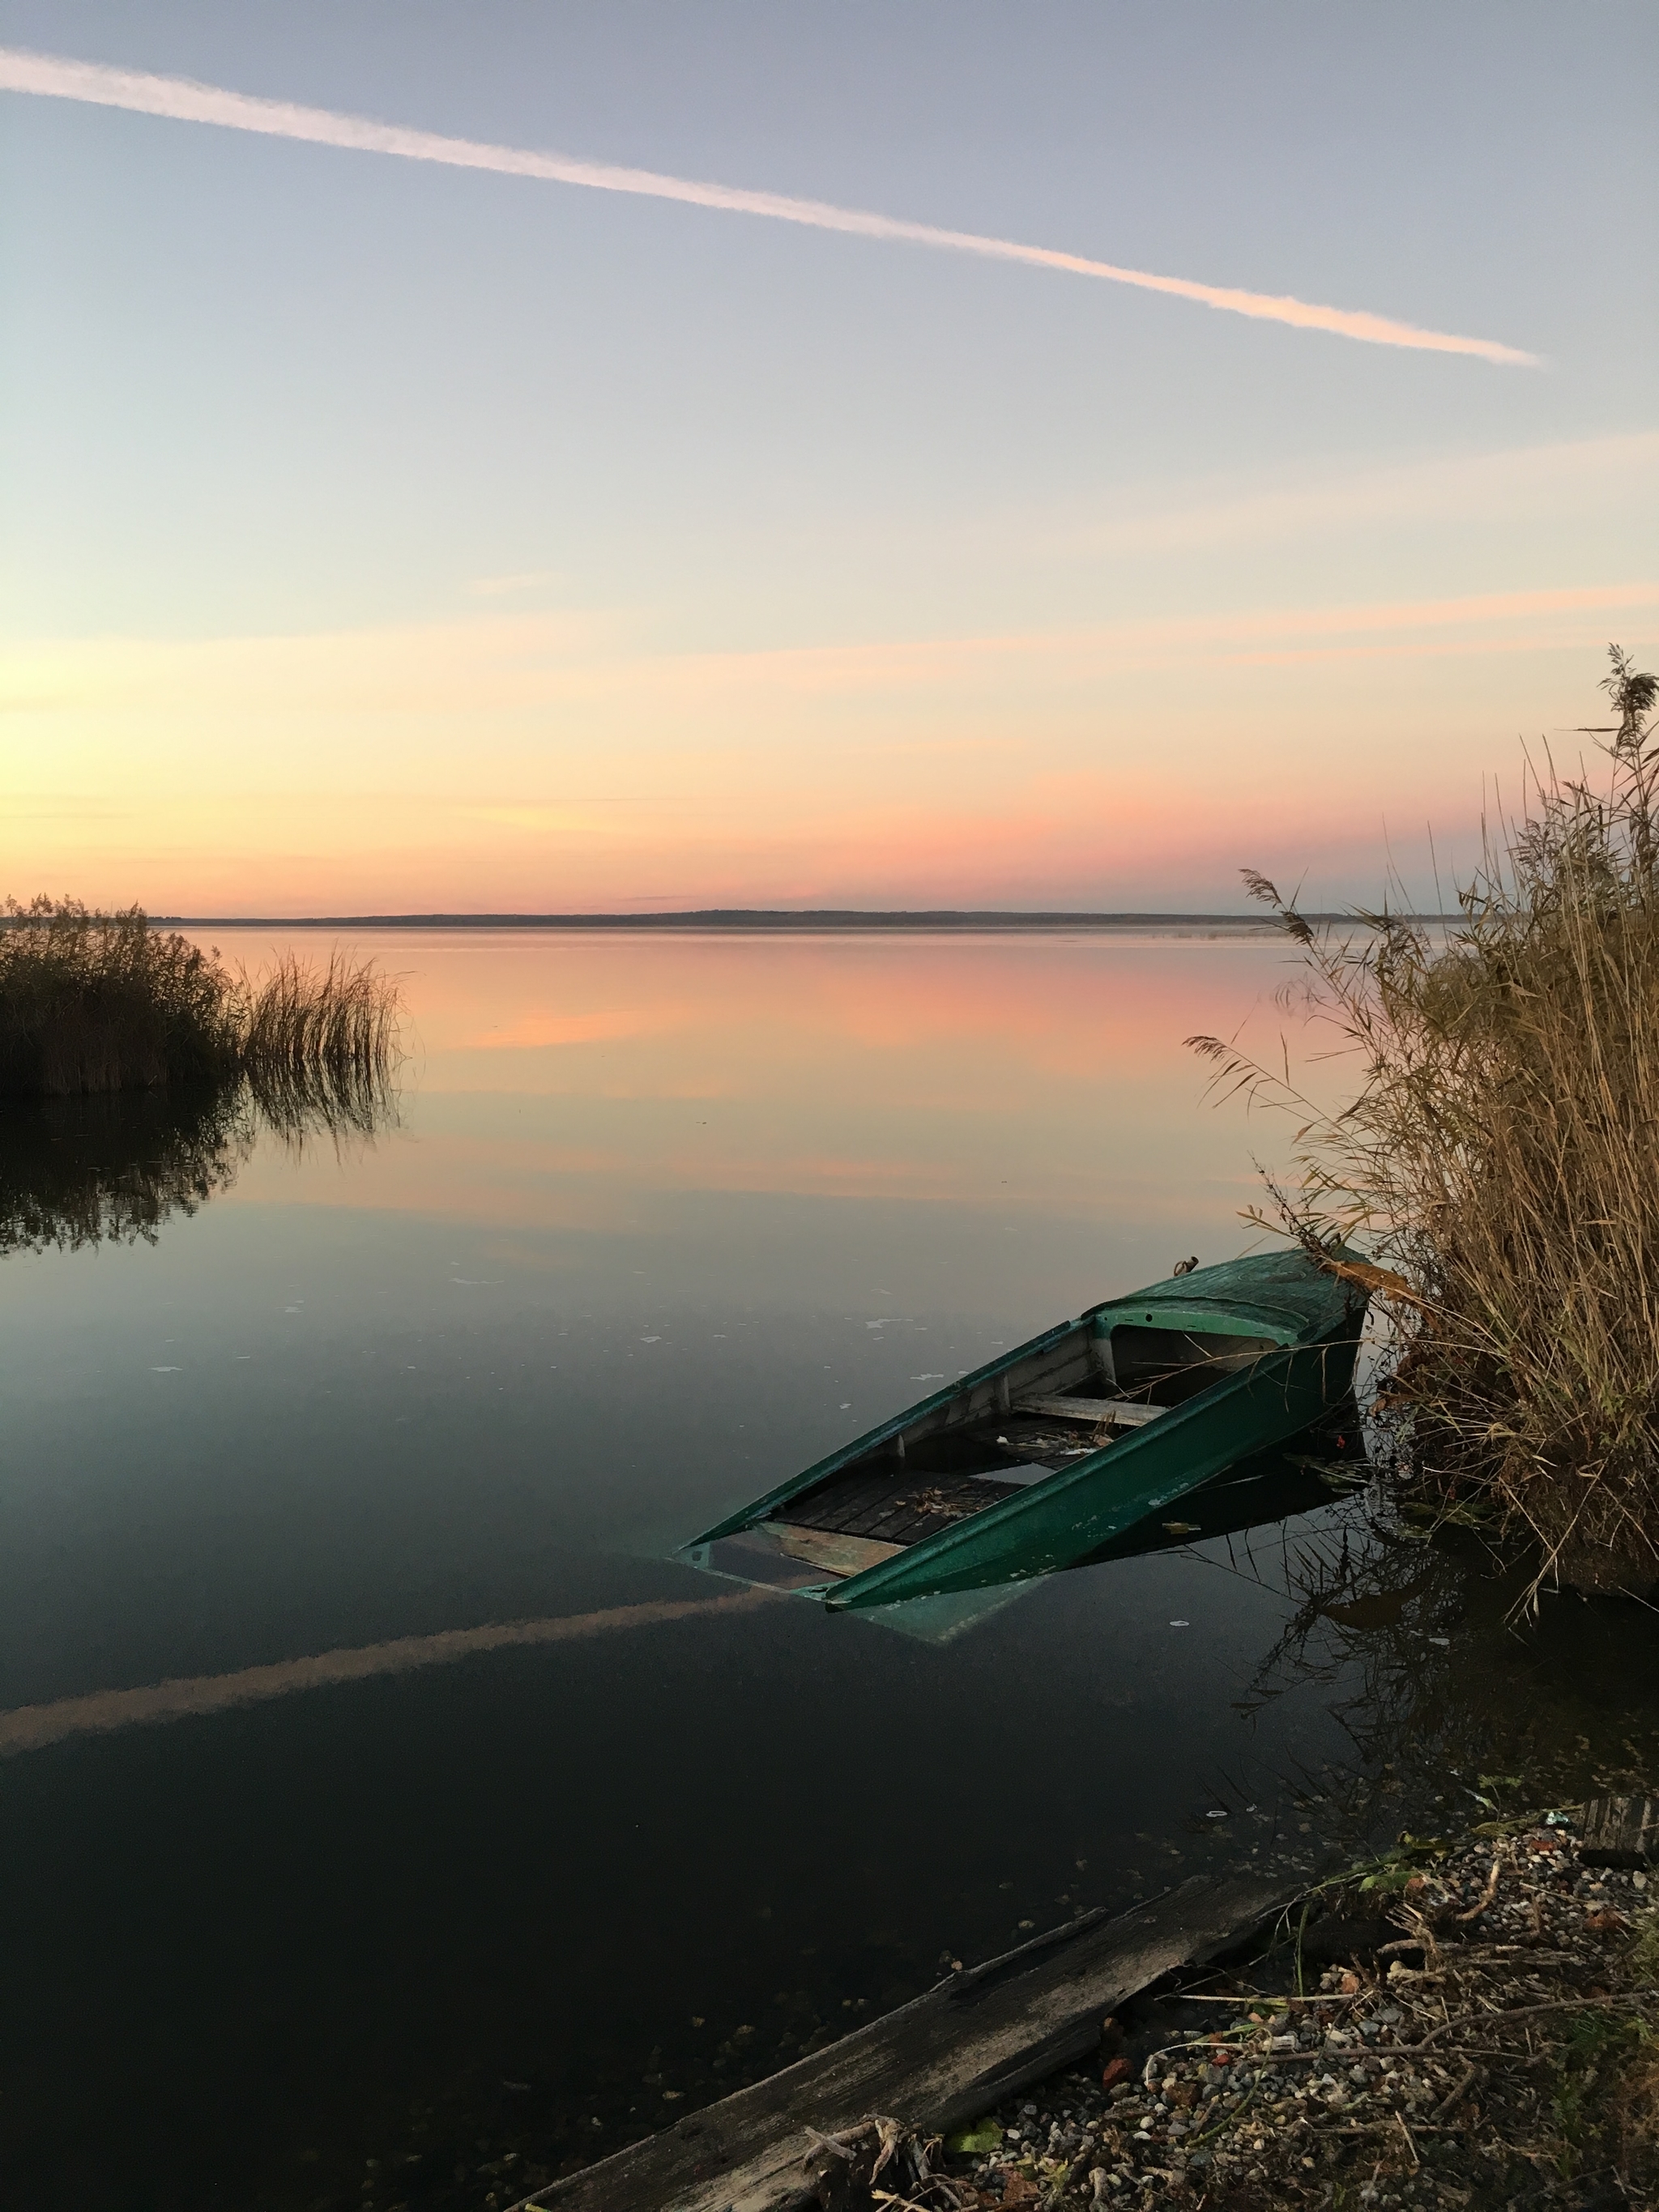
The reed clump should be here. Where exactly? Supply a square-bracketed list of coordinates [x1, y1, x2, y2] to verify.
[1192, 649, 1659, 1598]
[240, 951, 401, 1133]
[0, 897, 401, 1104]
[0, 898, 240, 1093]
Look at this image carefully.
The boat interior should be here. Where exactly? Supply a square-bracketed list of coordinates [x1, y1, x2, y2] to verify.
[697, 1315, 1283, 1591]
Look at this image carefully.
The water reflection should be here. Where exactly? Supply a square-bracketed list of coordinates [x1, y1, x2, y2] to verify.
[0, 1430, 1358, 1744]
[1, 931, 1653, 2212]
[0, 1067, 395, 1255]
[209, 927, 1307, 1236]
[0, 1089, 249, 1255]
[0, 1587, 774, 1758]
[1081, 1421, 1365, 1567]
[1227, 1495, 1659, 1831]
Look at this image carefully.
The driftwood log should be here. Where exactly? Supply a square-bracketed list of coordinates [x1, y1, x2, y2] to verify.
[1579, 1796, 1659, 1868]
[514, 1869, 1303, 2212]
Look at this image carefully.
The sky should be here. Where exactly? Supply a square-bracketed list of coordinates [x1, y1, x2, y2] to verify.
[2, 2, 1654, 915]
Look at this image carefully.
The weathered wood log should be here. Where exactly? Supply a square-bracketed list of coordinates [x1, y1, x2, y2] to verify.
[517, 1869, 1303, 2212]
[1579, 1796, 1659, 1867]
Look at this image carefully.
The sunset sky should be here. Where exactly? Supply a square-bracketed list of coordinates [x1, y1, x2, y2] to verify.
[2, 2, 1653, 914]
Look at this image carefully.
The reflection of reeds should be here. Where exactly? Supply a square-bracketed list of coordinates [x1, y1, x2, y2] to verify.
[1192, 650, 1659, 1599]
[0, 914, 403, 1249]
[0, 1068, 399, 1256]
[1230, 1498, 1656, 1853]
[0, 899, 401, 1103]
[241, 953, 400, 1139]
[0, 1089, 251, 1254]
[1226, 1508, 1491, 1846]
[1247, 1517, 1459, 1714]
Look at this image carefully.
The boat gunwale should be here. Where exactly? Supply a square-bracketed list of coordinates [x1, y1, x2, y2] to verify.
[1085, 1296, 1314, 1341]
[684, 1256, 1361, 1555]
[819, 1318, 1363, 1610]
[686, 1315, 1081, 1545]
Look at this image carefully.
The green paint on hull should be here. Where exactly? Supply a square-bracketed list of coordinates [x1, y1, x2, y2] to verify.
[684, 1249, 1367, 1613]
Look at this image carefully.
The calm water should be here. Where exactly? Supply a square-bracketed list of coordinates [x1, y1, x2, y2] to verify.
[2, 930, 1654, 2212]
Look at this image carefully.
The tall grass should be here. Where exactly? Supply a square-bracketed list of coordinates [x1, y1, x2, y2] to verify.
[0, 899, 240, 1093]
[1191, 650, 1659, 1598]
[0, 898, 401, 1106]
[241, 952, 401, 1133]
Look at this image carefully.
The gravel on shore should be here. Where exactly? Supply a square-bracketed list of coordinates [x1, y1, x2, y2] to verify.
[936, 1809, 1656, 2210]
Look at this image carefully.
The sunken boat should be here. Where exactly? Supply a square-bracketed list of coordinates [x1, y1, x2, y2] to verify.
[684, 1249, 1367, 1610]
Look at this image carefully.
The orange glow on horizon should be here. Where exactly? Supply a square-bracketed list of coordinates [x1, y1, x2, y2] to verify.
[6, 576, 1654, 915]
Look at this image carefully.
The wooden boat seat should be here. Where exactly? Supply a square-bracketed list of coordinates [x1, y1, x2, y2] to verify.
[768, 1525, 905, 1579]
[1014, 1393, 1166, 1427]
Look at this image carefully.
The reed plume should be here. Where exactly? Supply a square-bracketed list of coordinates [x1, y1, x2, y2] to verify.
[1191, 649, 1659, 1598]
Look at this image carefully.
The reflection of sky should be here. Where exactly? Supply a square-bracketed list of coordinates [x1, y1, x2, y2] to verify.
[0, 928, 1653, 2206]
[218, 927, 1324, 1236]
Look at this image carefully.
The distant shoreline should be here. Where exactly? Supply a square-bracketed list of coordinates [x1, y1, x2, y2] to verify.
[156, 908, 1450, 932]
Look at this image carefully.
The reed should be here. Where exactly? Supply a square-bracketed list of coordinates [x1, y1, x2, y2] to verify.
[240, 951, 401, 1134]
[0, 897, 401, 1106]
[1191, 650, 1659, 1597]
[0, 898, 240, 1093]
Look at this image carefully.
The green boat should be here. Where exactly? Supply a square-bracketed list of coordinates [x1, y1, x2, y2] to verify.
[682, 1248, 1367, 1611]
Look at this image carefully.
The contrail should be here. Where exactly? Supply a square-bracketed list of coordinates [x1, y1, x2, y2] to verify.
[1, 45, 1536, 365]
[0, 1586, 781, 1756]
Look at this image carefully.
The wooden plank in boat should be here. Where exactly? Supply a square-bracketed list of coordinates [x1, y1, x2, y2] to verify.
[857, 1477, 1009, 1544]
[783, 1470, 1023, 1545]
[768, 1524, 905, 1578]
[522, 1868, 1305, 2212]
[1015, 1393, 1165, 1427]
[783, 1468, 898, 1536]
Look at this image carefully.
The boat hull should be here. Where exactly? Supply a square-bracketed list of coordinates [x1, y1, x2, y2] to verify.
[823, 1320, 1357, 1608]
[683, 1248, 1367, 1612]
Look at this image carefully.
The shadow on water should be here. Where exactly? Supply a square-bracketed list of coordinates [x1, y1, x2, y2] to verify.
[0, 1070, 397, 1255]
[1077, 1417, 1367, 1570]
[867, 1419, 1659, 1873]
[1228, 1493, 1659, 1822]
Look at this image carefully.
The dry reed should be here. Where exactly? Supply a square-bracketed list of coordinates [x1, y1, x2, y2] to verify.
[1190, 649, 1659, 1598]
[0, 898, 401, 1106]
[0, 898, 240, 1093]
[241, 951, 400, 1134]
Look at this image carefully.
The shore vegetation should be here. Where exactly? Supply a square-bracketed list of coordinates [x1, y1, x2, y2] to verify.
[0, 901, 401, 1252]
[958, 1808, 1657, 2210]
[1192, 649, 1659, 1597]
[0, 897, 399, 1103]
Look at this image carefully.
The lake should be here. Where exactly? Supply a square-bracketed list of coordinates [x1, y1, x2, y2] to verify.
[2, 928, 1653, 2212]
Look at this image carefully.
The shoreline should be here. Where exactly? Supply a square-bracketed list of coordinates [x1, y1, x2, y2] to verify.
[506, 1800, 1656, 2212]
[949, 1801, 1655, 2210]
[147, 910, 1456, 934]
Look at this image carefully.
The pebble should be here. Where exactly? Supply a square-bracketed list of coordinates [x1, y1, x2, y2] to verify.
[947, 1809, 1656, 2206]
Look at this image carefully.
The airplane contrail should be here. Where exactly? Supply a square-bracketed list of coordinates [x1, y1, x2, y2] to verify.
[1, 44, 1537, 365]
[0, 1586, 782, 1757]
